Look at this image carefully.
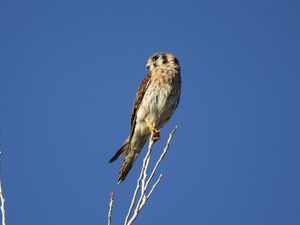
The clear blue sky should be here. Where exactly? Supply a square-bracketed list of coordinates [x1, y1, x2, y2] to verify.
[1, 0, 299, 224]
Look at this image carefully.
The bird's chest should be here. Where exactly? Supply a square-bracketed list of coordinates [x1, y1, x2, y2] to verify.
[144, 79, 172, 110]
[137, 79, 173, 127]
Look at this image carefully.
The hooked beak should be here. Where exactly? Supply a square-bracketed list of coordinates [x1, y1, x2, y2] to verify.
[145, 63, 150, 70]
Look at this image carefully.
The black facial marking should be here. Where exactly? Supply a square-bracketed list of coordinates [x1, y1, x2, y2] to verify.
[173, 57, 179, 65]
[152, 55, 159, 61]
[162, 55, 168, 64]
[153, 62, 157, 67]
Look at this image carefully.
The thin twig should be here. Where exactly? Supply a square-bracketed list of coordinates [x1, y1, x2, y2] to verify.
[145, 126, 177, 190]
[134, 137, 154, 215]
[0, 150, 6, 225]
[125, 126, 178, 225]
[0, 181, 6, 225]
[108, 191, 115, 225]
[137, 174, 163, 212]
[146, 174, 163, 199]
[124, 133, 154, 225]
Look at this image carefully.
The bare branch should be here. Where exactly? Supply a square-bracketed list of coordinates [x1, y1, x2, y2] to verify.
[133, 136, 154, 219]
[124, 133, 154, 225]
[145, 126, 178, 190]
[146, 174, 163, 199]
[125, 126, 178, 225]
[107, 191, 115, 225]
[137, 174, 163, 212]
[0, 181, 6, 225]
[107, 127, 177, 225]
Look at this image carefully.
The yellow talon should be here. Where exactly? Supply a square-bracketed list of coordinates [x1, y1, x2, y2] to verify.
[145, 118, 160, 141]
[145, 118, 155, 131]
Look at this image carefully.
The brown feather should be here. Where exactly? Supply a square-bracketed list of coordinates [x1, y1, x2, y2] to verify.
[109, 73, 152, 181]
[108, 138, 129, 163]
[117, 150, 139, 184]
[109, 53, 181, 183]
[130, 73, 152, 132]
[116, 73, 152, 183]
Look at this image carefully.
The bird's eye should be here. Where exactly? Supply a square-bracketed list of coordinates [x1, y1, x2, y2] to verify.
[152, 55, 159, 60]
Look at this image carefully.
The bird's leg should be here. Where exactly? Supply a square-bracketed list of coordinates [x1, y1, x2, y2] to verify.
[145, 118, 160, 142]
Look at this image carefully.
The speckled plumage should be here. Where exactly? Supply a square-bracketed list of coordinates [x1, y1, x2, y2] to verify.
[109, 53, 181, 183]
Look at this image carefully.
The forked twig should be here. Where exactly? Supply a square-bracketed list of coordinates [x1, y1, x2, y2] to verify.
[107, 126, 178, 225]
[125, 126, 178, 225]
[124, 133, 155, 225]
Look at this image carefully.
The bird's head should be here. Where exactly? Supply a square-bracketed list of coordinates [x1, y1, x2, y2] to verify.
[146, 53, 179, 71]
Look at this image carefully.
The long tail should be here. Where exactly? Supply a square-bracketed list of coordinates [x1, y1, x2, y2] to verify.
[109, 138, 130, 163]
[118, 150, 139, 184]
[109, 137, 139, 183]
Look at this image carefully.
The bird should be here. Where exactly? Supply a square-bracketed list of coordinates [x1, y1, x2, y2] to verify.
[109, 52, 181, 184]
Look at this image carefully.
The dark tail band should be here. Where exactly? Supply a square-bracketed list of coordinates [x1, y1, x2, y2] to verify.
[109, 138, 130, 163]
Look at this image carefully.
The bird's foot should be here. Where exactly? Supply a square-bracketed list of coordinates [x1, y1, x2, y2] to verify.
[145, 118, 160, 142]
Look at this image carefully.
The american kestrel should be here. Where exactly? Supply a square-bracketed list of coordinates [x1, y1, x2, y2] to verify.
[109, 53, 181, 183]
